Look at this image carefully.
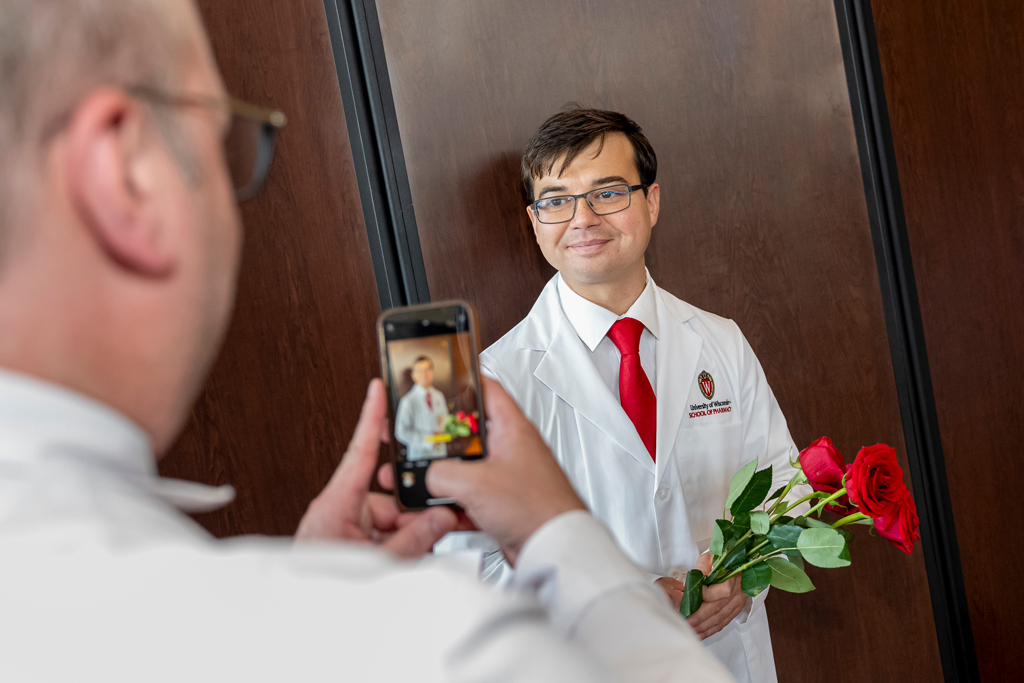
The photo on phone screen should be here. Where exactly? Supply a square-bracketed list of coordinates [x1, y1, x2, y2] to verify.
[378, 301, 486, 509]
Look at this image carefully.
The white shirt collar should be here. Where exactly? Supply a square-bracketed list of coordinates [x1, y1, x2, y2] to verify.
[0, 367, 234, 512]
[556, 270, 660, 352]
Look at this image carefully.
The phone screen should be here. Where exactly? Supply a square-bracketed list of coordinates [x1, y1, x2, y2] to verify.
[379, 302, 486, 509]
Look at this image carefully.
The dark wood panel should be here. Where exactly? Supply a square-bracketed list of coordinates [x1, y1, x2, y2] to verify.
[158, 0, 381, 537]
[872, 1, 1024, 680]
[376, 0, 940, 680]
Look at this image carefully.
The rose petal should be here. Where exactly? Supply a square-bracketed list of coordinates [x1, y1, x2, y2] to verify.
[847, 444, 907, 518]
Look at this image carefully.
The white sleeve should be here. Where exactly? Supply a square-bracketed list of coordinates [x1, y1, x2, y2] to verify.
[4, 538, 636, 683]
[515, 511, 735, 683]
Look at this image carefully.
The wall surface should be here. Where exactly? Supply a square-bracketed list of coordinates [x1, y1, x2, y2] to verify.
[159, 0, 382, 537]
[872, 1, 1024, 680]
[374, 0, 941, 680]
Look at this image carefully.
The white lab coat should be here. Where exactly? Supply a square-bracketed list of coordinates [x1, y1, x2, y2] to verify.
[394, 383, 449, 460]
[439, 274, 809, 683]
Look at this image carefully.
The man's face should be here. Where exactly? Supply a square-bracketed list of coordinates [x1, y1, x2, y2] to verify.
[412, 361, 434, 389]
[527, 132, 660, 288]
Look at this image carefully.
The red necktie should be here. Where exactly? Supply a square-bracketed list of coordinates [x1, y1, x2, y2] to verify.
[425, 391, 433, 410]
[607, 318, 657, 461]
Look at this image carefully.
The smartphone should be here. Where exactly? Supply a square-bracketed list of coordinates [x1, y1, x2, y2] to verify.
[377, 300, 487, 511]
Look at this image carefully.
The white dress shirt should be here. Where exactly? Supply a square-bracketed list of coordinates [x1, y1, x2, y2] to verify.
[556, 272, 659, 399]
[0, 368, 734, 683]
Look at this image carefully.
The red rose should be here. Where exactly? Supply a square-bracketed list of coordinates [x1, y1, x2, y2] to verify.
[798, 437, 851, 513]
[873, 491, 920, 554]
[845, 444, 908, 518]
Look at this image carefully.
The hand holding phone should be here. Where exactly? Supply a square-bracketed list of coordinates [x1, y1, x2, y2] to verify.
[295, 379, 458, 556]
[426, 378, 587, 565]
[377, 301, 488, 511]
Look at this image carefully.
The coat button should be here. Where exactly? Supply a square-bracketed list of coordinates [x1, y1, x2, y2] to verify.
[656, 487, 669, 500]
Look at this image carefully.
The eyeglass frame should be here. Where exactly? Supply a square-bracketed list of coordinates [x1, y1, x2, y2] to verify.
[529, 183, 648, 224]
[126, 85, 287, 202]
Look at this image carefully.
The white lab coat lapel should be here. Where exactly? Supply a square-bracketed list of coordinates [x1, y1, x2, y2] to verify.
[654, 288, 704, 487]
[532, 308, 656, 475]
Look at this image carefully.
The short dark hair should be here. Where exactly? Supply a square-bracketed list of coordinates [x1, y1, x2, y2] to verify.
[413, 355, 433, 368]
[521, 108, 657, 203]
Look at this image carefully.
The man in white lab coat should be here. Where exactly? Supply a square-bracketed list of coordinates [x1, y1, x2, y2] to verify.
[0, 4, 736, 681]
[394, 355, 450, 460]
[440, 109, 809, 683]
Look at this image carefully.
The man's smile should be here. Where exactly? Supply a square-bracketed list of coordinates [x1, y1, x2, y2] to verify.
[567, 238, 613, 254]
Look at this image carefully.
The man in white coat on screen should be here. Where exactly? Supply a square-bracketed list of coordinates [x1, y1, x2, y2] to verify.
[394, 355, 449, 460]
[437, 108, 811, 683]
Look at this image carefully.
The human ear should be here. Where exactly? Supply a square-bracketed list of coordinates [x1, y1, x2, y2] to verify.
[65, 87, 177, 277]
[645, 182, 661, 227]
[526, 205, 540, 242]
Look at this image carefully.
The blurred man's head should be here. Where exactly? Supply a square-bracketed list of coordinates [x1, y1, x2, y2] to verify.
[521, 109, 660, 294]
[411, 357, 434, 389]
[0, 0, 242, 452]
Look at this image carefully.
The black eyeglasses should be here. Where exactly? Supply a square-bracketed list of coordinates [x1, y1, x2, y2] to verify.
[531, 183, 647, 224]
[127, 85, 286, 202]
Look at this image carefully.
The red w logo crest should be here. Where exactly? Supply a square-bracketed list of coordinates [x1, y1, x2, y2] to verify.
[698, 371, 715, 400]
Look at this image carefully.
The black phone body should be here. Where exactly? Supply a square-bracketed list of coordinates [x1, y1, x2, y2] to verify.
[377, 300, 487, 511]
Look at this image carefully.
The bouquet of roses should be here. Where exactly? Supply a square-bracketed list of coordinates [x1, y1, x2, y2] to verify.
[443, 411, 479, 438]
[679, 437, 921, 617]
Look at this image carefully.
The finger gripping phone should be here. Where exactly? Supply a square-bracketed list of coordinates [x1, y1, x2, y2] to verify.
[377, 300, 488, 511]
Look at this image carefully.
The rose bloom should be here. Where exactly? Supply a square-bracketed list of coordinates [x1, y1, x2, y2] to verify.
[845, 444, 908, 518]
[798, 436, 851, 513]
[873, 491, 921, 554]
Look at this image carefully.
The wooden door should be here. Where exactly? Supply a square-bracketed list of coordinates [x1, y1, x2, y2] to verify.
[372, 0, 942, 680]
[873, 1, 1024, 680]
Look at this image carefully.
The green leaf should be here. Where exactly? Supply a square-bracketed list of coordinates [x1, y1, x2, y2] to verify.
[784, 552, 805, 572]
[803, 517, 833, 529]
[797, 528, 851, 568]
[731, 511, 750, 531]
[749, 511, 770, 535]
[741, 563, 772, 597]
[680, 569, 706, 617]
[710, 520, 731, 556]
[720, 537, 752, 572]
[766, 523, 803, 552]
[730, 465, 774, 515]
[766, 557, 815, 593]
[766, 485, 787, 503]
[839, 542, 851, 563]
[725, 458, 758, 513]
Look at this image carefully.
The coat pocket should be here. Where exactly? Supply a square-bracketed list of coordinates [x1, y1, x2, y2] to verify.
[673, 421, 745, 545]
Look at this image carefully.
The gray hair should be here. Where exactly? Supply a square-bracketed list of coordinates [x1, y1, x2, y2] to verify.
[0, 0, 197, 259]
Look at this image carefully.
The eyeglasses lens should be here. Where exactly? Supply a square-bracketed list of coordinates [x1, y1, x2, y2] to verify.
[535, 185, 632, 223]
[224, 114, 260, 194]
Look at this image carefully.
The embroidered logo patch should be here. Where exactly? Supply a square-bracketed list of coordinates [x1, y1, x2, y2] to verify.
[698, 370, 715, 400]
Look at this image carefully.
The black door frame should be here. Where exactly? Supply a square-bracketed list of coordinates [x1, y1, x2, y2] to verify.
[322, 0, 429, 309]
[832, 2, 978, 681]
[323, 1, 979, 680]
